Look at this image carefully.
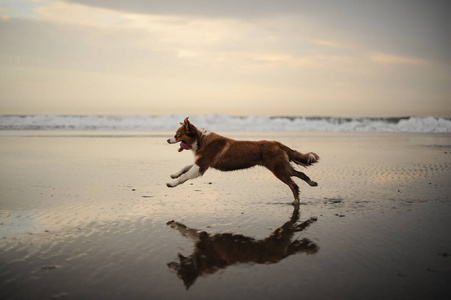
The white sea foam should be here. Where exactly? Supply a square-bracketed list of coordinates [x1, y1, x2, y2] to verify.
[1, 114, 450, 133]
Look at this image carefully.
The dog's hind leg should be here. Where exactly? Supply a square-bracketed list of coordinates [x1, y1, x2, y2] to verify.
[264, 153, 300, 204]
[290, 167, 318, 187]
[286, 178, 301, 205]
[272, 172, 300, 204]
[171, 164, 193, 179]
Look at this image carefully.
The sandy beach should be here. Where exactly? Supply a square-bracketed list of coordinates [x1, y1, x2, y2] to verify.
[1, 131, 450, 299]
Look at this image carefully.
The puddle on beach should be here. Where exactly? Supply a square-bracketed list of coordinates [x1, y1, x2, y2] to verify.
[1, 197, 322, 299]
[1, 132, 451, 299]
[166, 204, 319, 289]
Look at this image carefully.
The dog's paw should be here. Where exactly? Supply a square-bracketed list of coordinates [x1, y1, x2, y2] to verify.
[166, 182, 176, 188]
[308, 180, 318, 187]
[308, 153, 319, 163]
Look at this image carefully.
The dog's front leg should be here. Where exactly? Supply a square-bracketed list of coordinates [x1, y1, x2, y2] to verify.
[171, 164, 193, 179]
[166, 220, 201, 242]
[166, 164, 201, 188]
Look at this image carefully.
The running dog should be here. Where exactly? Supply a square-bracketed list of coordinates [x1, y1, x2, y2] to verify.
[167, 117, 319, 204]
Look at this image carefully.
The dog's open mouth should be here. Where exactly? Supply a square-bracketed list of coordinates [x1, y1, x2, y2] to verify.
[178, 141, 193, 152]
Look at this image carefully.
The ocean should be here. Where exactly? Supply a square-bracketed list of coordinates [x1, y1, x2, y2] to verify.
[1, 114, 451, 133]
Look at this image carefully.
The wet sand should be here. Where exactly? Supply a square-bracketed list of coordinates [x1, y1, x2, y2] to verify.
[1, 131, 450, 299]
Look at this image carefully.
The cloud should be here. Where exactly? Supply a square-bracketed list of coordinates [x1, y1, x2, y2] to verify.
[31, 0, 248, 56]
[1, 0, 450, 116]
[0, 0, 49, 19]
[63, 0, 451, 63]
[29, 0, 356, 70]
[310, 39, 345, 49]
[64, 0, 308, 18]
[251, 53, 354, 69]
[177, 50, 199, 59]
[369, 53, 430, 66]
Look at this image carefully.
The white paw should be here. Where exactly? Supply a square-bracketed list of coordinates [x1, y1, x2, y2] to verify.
[166, 182, 177, 188]
[308, 153, 318, 163]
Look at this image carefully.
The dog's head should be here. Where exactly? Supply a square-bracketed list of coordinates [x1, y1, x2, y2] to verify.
[167, 253, 200, 289]
[167, 117, 198, 152]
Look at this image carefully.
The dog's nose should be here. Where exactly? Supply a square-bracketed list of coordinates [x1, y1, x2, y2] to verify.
[167, 139, 171, 144]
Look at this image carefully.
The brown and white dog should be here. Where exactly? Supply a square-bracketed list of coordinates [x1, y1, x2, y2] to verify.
[167, 117, 319, 204]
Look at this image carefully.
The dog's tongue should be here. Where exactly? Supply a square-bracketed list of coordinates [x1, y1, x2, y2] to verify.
[178, 142, 192, 152]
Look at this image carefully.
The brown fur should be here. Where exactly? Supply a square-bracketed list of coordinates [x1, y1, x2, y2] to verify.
[167, 117, 319, 204]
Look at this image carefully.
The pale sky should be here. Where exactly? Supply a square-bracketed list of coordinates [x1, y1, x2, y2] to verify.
[1, 0, 450, 117]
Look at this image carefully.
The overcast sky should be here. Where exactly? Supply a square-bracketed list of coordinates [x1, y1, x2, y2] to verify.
[1, 0, 450, 117]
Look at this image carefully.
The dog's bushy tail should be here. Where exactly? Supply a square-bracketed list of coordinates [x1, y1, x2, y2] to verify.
[276, 142, 319, 168]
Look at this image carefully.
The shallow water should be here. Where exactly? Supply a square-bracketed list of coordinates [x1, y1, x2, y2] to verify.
[1, 132, 450, 299]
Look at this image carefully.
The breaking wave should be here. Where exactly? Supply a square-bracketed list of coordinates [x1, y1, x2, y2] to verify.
[1, 114, 450, 133]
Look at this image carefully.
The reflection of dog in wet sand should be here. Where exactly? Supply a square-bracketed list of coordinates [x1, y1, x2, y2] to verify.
[167, 205, 319, 289]
[167, 117, 319, 204]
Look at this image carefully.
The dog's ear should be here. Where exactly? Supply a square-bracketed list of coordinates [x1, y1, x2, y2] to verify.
[182, 117, 190, 129]
[183, 117, 196, 133]
[180, 117, 190, 126]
